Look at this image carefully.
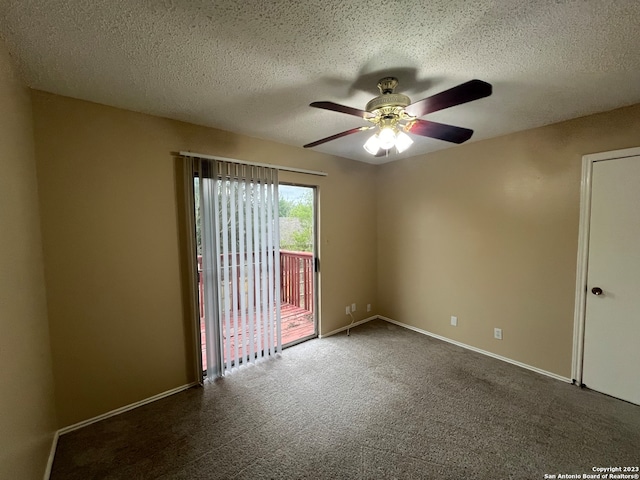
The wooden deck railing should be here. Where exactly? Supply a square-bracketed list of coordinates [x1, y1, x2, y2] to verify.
[197, 250, 314, 317]
[279, 250, 314, 312]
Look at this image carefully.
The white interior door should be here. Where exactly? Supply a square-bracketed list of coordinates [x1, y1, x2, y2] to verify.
[582, 155, 640, 405]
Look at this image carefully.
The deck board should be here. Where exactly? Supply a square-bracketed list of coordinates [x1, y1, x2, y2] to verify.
[200, 303, 314, 370]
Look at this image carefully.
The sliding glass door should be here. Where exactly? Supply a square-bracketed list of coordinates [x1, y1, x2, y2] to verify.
[278, 184, 318, 346]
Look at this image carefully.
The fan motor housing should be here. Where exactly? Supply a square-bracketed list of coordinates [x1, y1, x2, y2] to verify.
[366, 77, 411, 113]
[365, 93, 411, 113]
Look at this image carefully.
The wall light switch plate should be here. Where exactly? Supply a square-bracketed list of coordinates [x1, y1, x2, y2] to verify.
[494, 328, 502, 340]
[346, 306, 351, 315]
[351, 303, 356, 312]
[451, 316, 458, 326]
[367, 304, 371, 312]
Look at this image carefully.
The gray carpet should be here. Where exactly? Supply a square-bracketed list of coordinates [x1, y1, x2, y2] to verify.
[50, 319, 640, 479]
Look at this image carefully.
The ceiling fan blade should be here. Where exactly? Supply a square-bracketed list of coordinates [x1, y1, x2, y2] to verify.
[404, 79, 492, 118]
[303, 126, 371, 148]
[405, 119, 474, 144]
[310, 101, 373, 119]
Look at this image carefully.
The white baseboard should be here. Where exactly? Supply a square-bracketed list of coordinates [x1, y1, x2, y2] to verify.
[378, 316, 572, 383]
[43, 430, 59, 480]
[57, 382, 198, 436]
[319, 315, 377, 338]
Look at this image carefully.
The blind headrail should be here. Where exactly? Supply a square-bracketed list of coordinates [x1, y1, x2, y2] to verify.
[179, 151, 328, 177]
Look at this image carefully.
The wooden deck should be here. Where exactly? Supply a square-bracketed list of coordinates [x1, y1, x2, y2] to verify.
[278, 303, 316, 344]
[201, 303, 315, 370]
[197, 251, 315, 371]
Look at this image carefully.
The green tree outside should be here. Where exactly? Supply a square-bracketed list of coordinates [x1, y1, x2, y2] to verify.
[280, 191, 313, 252]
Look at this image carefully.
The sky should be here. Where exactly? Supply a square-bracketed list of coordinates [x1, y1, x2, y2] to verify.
[280, 184, 312, 202]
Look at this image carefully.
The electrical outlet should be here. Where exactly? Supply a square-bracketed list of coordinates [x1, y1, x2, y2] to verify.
[351, 303, 356, 312]
[451, 316, 458, 326]
[346, 306, 351, 315]
[494, 328, 502, 340]
[367, 304, 371, 312]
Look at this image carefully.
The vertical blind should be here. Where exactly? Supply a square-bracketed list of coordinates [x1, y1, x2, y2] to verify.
[194, 158, 282, 379]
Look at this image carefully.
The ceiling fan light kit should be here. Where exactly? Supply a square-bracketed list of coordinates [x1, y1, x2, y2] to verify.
[304, 76, 492, 157]
[363, 128, 413, 155]
[394, 131, 414, 152]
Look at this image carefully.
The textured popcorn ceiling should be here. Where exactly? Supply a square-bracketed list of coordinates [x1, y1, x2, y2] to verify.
[1, 0, 639, 163]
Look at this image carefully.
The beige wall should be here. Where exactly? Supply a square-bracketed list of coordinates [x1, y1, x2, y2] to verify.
[0, 43, 57, 478]
[377, 103, 640, 378]
[31, 91, 378, 427]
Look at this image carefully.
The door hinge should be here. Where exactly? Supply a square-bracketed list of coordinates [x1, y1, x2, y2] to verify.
[314, 257, 320, 272]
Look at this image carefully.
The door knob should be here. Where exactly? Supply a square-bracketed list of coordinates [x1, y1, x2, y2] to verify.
[591, 287, 603, 296]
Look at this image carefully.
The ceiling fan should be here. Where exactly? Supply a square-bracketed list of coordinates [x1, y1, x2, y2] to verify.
[303, 77, 492, 156]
